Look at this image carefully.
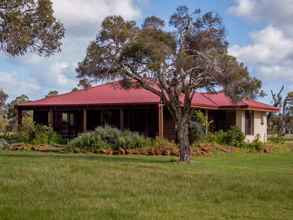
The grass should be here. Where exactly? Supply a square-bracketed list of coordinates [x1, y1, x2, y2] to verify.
[0, 152, 293, 220]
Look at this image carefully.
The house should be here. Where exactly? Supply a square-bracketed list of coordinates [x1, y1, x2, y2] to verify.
[17, 81, 278, 142]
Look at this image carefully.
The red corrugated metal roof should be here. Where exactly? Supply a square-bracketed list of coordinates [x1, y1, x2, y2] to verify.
[202, 93, 279, 112]
[19, 81, 278, 112]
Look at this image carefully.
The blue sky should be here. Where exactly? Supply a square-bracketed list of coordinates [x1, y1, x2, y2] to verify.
[1, 0, 293, 103]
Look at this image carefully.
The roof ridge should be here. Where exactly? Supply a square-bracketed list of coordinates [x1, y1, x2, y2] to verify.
[23, 80, 122, 105]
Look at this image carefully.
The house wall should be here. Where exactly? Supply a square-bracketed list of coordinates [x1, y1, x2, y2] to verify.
[236, 110, 268, 142]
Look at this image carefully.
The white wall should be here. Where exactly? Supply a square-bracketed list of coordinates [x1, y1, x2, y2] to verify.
[235, 110, 268, 143]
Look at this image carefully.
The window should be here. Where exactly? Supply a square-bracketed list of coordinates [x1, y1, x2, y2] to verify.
[62, 113, 68, 123]
[62, 112, 74, 126]
[261, 113, 265, 126]
[245, 111, 254, 135]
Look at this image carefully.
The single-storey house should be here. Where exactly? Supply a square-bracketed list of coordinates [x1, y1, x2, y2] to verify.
[17, 81, 278, 142]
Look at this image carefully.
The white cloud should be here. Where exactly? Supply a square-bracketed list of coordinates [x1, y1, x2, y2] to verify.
[229, 26, 293, 66]
[0, 72, 41, 99]
[229, 0, 293, 83]
[230, 26, 293, 82]
[52, 0, 140, 37]
[229, 0, 293, 26]
[229, 0, 255, 17]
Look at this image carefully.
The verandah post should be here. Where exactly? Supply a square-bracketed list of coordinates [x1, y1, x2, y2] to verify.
[205, 109, 209, 135]
[17, 108, 23, 131]
[48, 109, 54, 128]
[83, 108, 87, 132]
[120, 108, 124, 130]
[158, 103, 164, 138]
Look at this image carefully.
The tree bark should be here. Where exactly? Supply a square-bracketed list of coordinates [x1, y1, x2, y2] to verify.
[176, 115, 191, 162]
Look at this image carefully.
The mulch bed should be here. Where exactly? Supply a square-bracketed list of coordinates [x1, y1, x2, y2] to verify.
[99, 144, 243, 157]
[7, 143, 66, 153]
[3, 143, 274, 156]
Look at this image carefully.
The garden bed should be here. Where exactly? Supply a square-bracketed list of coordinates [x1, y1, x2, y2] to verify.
[0, 142, 277, 157]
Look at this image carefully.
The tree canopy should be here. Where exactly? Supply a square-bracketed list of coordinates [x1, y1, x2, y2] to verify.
[7, 94, 29, 119]
[0, 88, 8, 108]
[269, 87, 293, 135]
[77, 6, 262, 161]
[0, 0, 64, 56]
[46, 90, 58, 98]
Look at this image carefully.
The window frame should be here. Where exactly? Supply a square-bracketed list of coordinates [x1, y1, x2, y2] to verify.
[245, 110, 254, 135]
[62, 112, 75, 127]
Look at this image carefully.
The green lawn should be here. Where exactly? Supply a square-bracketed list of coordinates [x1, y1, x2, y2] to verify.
[0, 152, 293, 220]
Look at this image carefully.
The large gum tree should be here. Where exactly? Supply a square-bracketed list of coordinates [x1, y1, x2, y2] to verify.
[77, 6, 262, 161]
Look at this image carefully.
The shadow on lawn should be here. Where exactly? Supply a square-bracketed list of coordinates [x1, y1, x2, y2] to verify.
[0, 152, 177, 164]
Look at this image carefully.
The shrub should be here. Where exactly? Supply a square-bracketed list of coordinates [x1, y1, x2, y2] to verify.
[224, 127, 245, 147]
[31, 125, 65, 145]
[190, 121, 205, 144]
[152, 137, 177, 148]
[0, 138, 9, 150]
[17, 117, 65, 145]
[94, 126, 121, 147]
[0, 132, 19, 144]
[206, 127, 245, 147]
[0, 116, 8, 133]
[268, 135, 285, 144]
[116, 129, 151, 149]
[68, 126, 151, 151]
[69, 132, 107, 152]
[18, 116, 35, 143]
[190, 111, 212, 143]
[242, 135, 264, 151]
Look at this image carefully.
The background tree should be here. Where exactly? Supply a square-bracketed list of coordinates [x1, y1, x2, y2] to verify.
[0, 0, 64, 56]
[269, 87, 293, 135]
[269, 86, 284, 121]
[46, 90, 58, 98]
[0, 88, 8, 109]
[0, 89, 8, 132]
[77, 6, 262, 161]
[281, 91, 293, 134]
[6, 94, 30, 131]
[78, 79, 92, 90]
[71, 87, 79, 92]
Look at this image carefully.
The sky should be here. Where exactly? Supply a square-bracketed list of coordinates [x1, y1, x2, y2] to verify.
[1, 0, 293, 104]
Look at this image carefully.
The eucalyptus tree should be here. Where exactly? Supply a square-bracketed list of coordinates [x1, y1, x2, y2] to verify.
[77, 6, 262, 161]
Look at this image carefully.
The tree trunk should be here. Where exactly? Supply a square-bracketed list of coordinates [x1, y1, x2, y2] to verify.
[177, 117, 191, 162]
